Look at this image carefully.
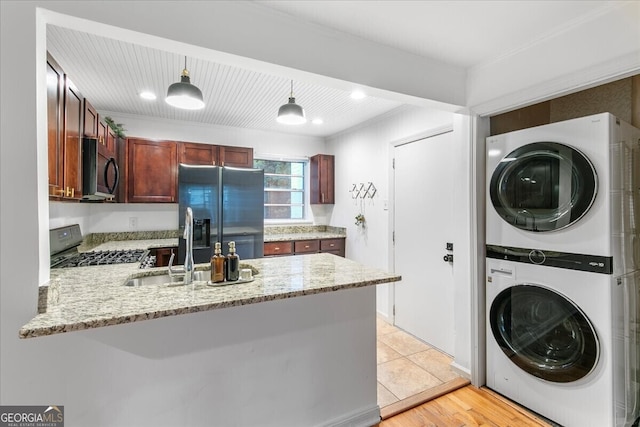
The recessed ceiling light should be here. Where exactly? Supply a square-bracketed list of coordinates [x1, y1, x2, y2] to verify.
[139, 91, 157, 100]
[312, 118, 324, 125]
[350, 90, 366, 100]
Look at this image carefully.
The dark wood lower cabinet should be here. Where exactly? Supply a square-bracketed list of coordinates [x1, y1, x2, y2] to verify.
[264, 238, 345, 257]
[264, 241, 293, 256]
[294, 240, 320, 254]
[320, 238, 345, 257]
[151, 246, 178, 267]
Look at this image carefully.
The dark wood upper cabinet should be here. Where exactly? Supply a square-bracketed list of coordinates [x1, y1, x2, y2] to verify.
[123, 139, 254, 203]
[105, 126, 117, 156]
[179, 142, 218, 165]
[125, 138, 178, 203]
[47, 54, 64, 197]
[83, 98, 99, 138]
[310, 154, 334, 204]
[98, 119, 108, 148]
[47, 52, 84, 200]
[219, 145, 253, 168]
[62, 77, 84, 200]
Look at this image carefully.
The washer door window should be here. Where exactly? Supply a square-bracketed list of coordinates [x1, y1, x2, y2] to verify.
[490, 142, 597, 232]
[490, 284, 599, 383]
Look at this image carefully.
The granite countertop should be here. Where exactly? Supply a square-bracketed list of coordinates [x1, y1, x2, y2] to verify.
[86, 238, 178, 252]
[263, 232, 346, 242]
[264, 225, 346, 242]
[21, 253, 400, 339]
[81, 225, 347, 249]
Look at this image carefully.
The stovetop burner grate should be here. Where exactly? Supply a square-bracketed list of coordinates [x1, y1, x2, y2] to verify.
[51, 249, 149, 268]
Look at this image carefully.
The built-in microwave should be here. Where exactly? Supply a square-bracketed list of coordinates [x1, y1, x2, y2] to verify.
[82, 137, 119, 201]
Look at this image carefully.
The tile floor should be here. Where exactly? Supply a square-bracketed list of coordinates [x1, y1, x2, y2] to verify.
[376, 316, 462, 408]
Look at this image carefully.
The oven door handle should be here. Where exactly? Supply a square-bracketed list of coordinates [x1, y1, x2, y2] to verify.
[104, 157, 119, 195]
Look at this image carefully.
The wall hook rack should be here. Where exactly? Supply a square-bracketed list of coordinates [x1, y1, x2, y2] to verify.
[350, 182, 376, 199]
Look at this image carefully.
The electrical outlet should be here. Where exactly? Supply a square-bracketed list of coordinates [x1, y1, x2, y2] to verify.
[129, 217, 138, 229]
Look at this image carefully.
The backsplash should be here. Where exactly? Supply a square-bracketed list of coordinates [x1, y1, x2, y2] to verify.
[82, 230, 180, 248]
[81, 226, 346, 248]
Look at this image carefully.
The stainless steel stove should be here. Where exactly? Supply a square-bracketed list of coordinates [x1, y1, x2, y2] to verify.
[50, 224, 149, 269]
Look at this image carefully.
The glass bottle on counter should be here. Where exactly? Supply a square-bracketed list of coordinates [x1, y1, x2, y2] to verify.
[211, 242, 226, 283]
[226, 241, 240, 281]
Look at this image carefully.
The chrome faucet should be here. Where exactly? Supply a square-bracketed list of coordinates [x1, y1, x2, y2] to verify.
[168, 207, 194, 285]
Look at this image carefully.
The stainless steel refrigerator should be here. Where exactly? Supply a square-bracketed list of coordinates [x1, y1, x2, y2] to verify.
[178, 164, 264, 263]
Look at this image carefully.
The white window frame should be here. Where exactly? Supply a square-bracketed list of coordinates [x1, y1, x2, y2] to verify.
[254, 155, 311, 224]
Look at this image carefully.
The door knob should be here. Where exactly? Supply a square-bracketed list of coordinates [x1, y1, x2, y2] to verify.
[443, 254, 453, 263]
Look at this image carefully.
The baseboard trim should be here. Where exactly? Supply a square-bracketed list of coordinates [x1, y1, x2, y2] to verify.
[380, 377, 470, 420]
[450, 361, 472, 380]
[316, 404, 381, 427]
[376, 311, 391, 324]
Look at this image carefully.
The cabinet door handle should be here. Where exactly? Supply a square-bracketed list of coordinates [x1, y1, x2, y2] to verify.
[329, 243, 334, 247]
[274, 247, 280, 250]
[65, 187, 75, 198]
[321, 193, 325, 203]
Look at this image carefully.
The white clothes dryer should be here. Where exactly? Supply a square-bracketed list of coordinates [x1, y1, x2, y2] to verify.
[485, 113, 638, 257]
[486, 246, 640, 427]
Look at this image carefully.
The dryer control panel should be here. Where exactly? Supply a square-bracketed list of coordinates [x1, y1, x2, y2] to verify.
[486, 245, 612, 274]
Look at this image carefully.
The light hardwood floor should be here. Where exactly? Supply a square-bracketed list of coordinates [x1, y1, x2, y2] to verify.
[376, 385, 553, 427]
[375, 318, 555, 426]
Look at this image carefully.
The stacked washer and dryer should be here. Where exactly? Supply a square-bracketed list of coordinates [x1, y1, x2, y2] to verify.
[485, 113, 640, 427]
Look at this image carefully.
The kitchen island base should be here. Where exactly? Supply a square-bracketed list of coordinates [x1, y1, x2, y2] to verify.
[19, 286, 380, 427]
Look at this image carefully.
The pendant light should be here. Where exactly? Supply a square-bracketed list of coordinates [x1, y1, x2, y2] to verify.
[165, 56, 205, 110]
[277, 80, 306, 125]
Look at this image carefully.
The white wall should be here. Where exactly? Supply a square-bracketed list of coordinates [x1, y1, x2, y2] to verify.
[326, 105, 475, 372]
[49, 202, 179, 233]
[326, 105, 454, 315]
[48, 113, 327, 233]
[467, 1, 640, 115]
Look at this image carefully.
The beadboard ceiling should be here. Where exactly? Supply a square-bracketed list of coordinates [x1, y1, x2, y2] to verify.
[46, 25, 404, 138]
[46, 1, 617, 138]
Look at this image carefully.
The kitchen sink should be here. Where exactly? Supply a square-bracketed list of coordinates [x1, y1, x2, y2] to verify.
[123, 265, 258, 287]
[123, 270, 210, 287]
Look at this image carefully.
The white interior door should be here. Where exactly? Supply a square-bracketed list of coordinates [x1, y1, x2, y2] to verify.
[393, 131, 455, 355]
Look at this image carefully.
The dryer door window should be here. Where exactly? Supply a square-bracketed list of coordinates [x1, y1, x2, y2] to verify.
[490, 142, 597, 232]
[490, 284, 599, 383]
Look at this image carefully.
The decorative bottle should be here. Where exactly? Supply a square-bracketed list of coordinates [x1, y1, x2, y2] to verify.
[226, 241, 240, 281]
[211, 242, 226, 283]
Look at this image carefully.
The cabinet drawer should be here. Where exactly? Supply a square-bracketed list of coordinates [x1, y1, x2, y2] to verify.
[320, 239, 344, 251]
[294, 240, 320, 254]
[264, 241, 293, 256]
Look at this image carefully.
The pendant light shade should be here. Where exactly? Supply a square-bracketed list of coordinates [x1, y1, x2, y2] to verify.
[277, 81, 306, 125]
[166, 57, 205, 110]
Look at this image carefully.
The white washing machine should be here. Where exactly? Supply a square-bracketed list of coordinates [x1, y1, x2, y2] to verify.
[486, 248, 640, 427]
[486, 113, 639, 258]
